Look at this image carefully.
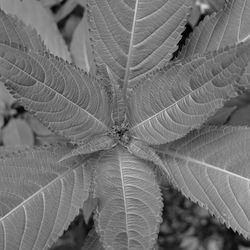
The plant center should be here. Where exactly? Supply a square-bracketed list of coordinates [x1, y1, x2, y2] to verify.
[109, 123, 131, 146]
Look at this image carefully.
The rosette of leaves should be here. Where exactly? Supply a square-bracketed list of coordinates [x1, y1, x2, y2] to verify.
[1, 0, 250, 250]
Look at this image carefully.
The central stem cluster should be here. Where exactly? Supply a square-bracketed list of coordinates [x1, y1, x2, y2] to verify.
[109, 123, 131, 146]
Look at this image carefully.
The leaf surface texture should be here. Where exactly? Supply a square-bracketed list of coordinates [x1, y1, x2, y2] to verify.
[0, 144, 91, 250]
[157, 126, 250, 239]
[0, 43, 110, 143]
[129, 42, 250, 144]
[94, 148, 162, 250]
[88, 0, 192, 90]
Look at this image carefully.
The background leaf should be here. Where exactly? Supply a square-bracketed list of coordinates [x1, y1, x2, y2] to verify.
[70, 12, 94, 72]
[0, 0, 71, 61]
[3, 118, 34, 146]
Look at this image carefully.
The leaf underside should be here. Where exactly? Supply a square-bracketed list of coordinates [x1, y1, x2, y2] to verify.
[94, 148, 163, 250]
[129, 41, 250, 145]
[0, 144, 91, 250]
[157, 126, 250, 239]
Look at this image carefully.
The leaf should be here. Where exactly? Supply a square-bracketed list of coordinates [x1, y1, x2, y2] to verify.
[180, 0, 250, 93]
[82, 197, 98, 223]
[3, 118, 34, 146]
[25, 113, 53, 137]
[0, 42, 111, 144]
[156, 126, 250, 239]
[88, 0, 192, 91]
[0, 0, 71, 61]
[54, 0, 77, 23]
[0, 144, 91, 250]
[205, 106, 237, 125]
[0, 8, 45, 53]
[93, 147, 163, 250]
[129, 41, 250, 145]
[127, 139, 168, 178]
[58, 135, 115, 162]
[81, 229, 104, 250]
[70, 12, 94, 72]
[228, 104, 250, 126]
[179, 0, 250, 57]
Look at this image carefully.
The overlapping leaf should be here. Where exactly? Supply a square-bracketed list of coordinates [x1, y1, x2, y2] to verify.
[0, 42, 111, 144]
[0, 144, 91, 250]
[88, 0, 192, 91]
[129, 41, 250, 145]
[156, 126, 250, 239]
[94, 148, 162, 250]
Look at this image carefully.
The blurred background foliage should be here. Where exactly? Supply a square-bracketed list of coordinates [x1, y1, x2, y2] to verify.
[0, 0, 250, 249]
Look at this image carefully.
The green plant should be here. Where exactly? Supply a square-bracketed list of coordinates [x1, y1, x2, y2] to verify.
[1, 0, 250, 249]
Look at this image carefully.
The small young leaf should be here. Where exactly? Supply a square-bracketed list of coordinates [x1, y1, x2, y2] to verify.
[58, 135, 115, 162]
[127, 139, 169, 178]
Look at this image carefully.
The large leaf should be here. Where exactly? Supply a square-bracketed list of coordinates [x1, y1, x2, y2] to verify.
[0, 0, 71, 61]
[179, 0, 250, 87]
[88, 0, 192, 91]
[0, 144, 91, 250]
[0, 42, 111, 144]
[93, 147, 162, 250]
[156, 126, 250, 239]
[129, 41, 250, 145]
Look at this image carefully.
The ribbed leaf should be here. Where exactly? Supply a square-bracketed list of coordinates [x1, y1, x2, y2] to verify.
[94, 147, 162, 250]
[129, 41, 250, 145]
[180, 0, 250, 58]
[179, 0, 250, 87]
[0, 144, 91, 250]
[156, 126, 250, 239]
[88, 0, 192, 91]
[0, 42, 111, 144]
[0, 0, 71, 61]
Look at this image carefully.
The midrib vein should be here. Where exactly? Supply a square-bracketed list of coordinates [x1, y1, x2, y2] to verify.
[162, 149, 250, 182]
[122, 0, 139, 96]
[1, 48, 108, 130]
